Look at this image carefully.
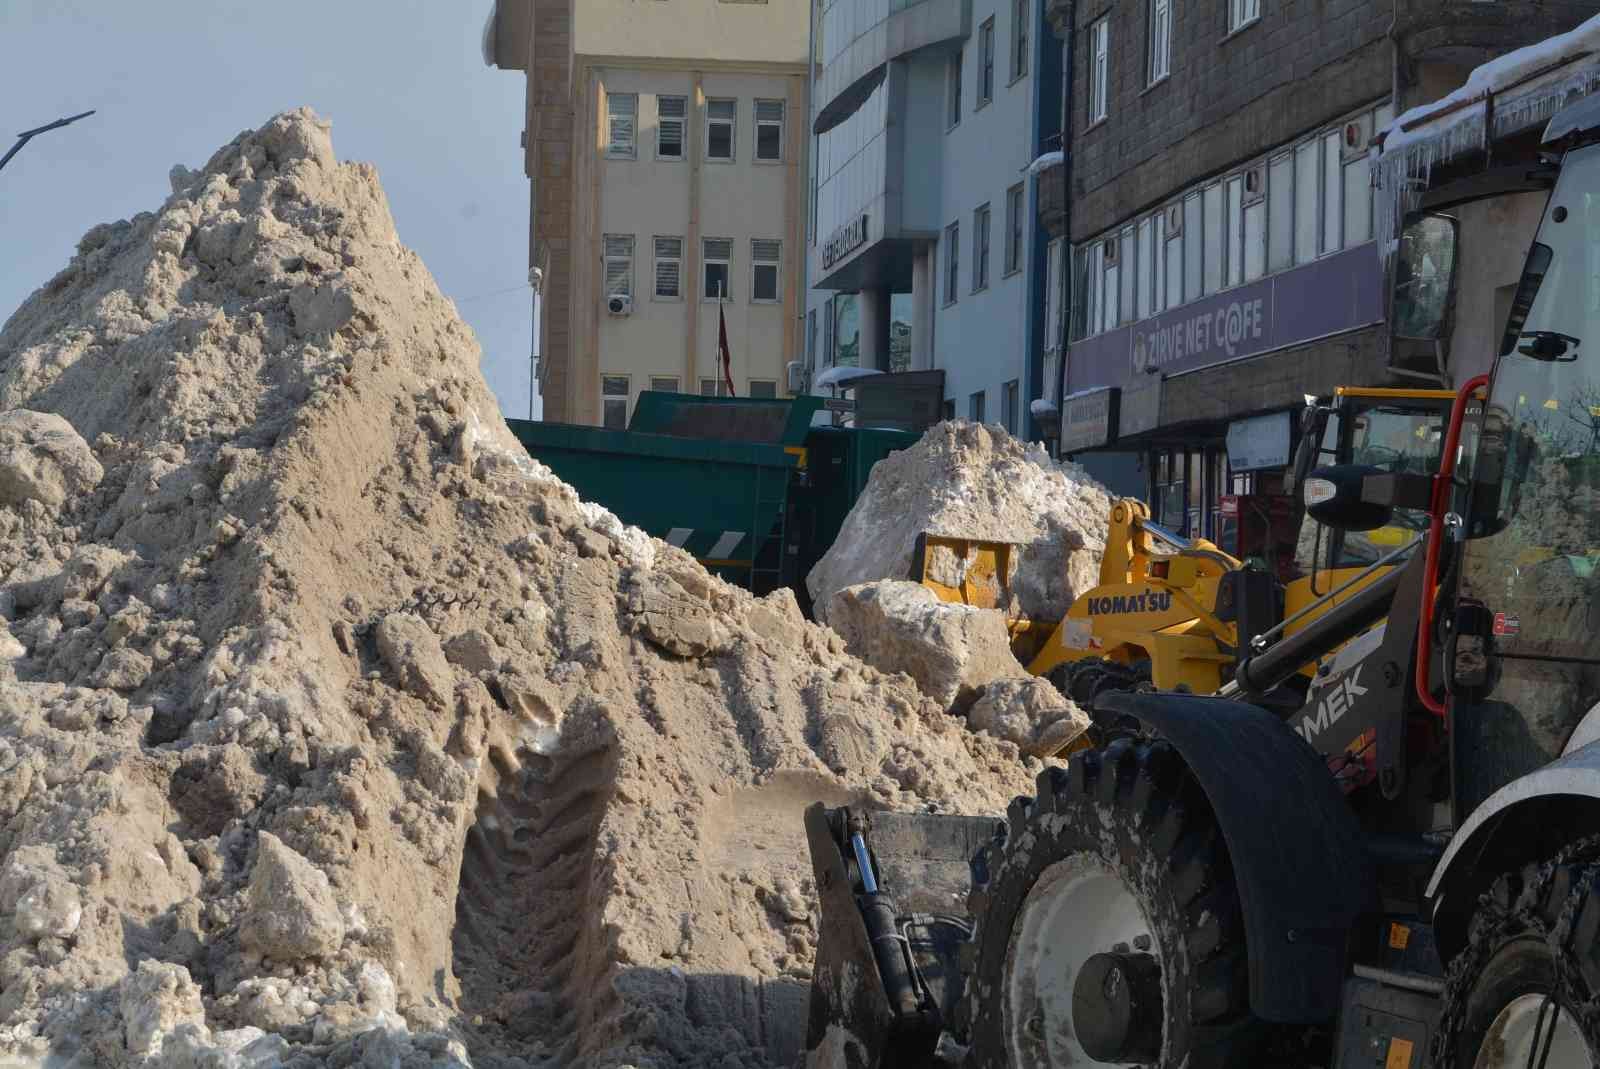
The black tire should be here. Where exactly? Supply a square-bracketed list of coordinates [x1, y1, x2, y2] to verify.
[954, 739, 1263, 1069]
[1433, 836, 1600, 1068]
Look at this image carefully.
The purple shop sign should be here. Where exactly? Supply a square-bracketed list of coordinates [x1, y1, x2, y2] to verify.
[1067, 243, 1385, 393]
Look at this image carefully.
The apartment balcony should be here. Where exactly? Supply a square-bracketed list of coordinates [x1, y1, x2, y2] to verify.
[1043, 0, 1071, 40]
[1395, 0, 1595, 74]
[1036, 150, 1066, 238]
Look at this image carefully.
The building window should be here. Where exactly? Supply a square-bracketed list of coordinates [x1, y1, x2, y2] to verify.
[1148, 0, 1170, 84]
[978, 18, 996, 107]
[1002, 379, 1019, 434]
[1047, 237, 1065, 340]
[1004, 184, 1025, 276]
[699, 377, 731, 397]
[807, 309, 818, 369]
[948, 50, 963, 128]
[606, 93, 637, 158]
[1268, 152, 1294, 272]
[657, 95, 686, 159]
[1201, 184, 1222, 295]
[748, 380, 778, 398]
[1163, 208, 1182, 312]
[1322, 130, 1343, 255]
[703, 238, 733, 300]
[1118, 227, 1135, 324]
[603, 235, 634, 299]
[1088, 18, 1110, 124]
[602, 375, 630, 429]
[973, 203, 991, 291]
[1225, 176, 1243, 288]
[706, 99, 736, 161]
[970, 390, 987, 423]
[650, 376, 679, 393]
[1011, 0, 1029, 82]
[1228, 0, 1260, 33]
[944, 221, 960, 305]
[1294, 140, 1318, 264]
[1136, 216, 1154, 319]
[653, 236, 683, 300]
[751, 239, 782, 303]
[755, 100, 785, 162]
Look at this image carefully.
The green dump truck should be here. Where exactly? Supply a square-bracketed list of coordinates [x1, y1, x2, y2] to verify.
[506, 392, 913, 613]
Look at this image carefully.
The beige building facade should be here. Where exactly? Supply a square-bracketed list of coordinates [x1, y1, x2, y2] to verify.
[486, 0, 809, 426]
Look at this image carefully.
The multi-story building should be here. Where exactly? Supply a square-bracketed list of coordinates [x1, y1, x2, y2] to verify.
[485, 0, 809, 426]
[802, 0, 1062, 438]
[1041, 0, 1597, 535]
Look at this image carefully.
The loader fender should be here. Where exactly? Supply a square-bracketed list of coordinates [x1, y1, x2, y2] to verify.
[1425, 738, 1600, 963]
[1095, 690, 1378, 1023]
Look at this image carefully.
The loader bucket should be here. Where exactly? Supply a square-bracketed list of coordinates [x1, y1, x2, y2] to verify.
[802, 803, 1001, 1069]
[912, 534, 1018, 611]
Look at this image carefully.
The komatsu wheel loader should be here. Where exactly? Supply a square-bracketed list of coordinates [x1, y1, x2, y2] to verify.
[803, 37, 1600, 1069]
[917, 387, 1455, 715]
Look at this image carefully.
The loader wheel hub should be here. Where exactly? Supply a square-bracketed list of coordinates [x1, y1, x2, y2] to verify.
[1073, 951, 1164, 1063]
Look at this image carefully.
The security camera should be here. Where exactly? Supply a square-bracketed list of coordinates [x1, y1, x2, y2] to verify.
[528, 265, 545, 292]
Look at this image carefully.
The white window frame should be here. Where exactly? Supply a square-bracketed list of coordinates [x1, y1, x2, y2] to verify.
[969, 390, 986, 423]
[1228, 0, 1260, 34]
[602, 234, 634, 299]
[703, 237, 733, 301]
[649, 376, 680, 393]
[602, 375, 630, 429]
[944, 221, 960, 305]
[973, 203, 991, 292]
[1148, 0, 1171, 84]
[606, 93, 638, 159]
[653, 236, 683, 301]
[755, 99, 785, 162]
[1004, 184, 1025, 276]
[657, 95, 687, 160]
[978, 17, 996, 107]
[947, 50, 964, 129]
[1002, 379, 1020, 434]
[706, 98, 736, 162]
[1011, 0, 1030, 83]
[699, 377, 731, 397]
[1088, 18, 1110, 124]
[751, 239, 782, 303]
[748, 379, 779, 398]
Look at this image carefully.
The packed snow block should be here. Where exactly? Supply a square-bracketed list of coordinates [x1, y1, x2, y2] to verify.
[827, 580, 1026, 709]
[808, 421, 1110, 627]
[239, 833, 345, 962]
[966, 677, 1092, 757]
[121, 961, 206, 1057]
[0, 410, 102, 510]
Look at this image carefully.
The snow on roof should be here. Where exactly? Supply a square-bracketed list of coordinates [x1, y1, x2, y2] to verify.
[481, 1, 499, 68]
[1028, 150, 1064, 175]
[813, 366, 883, 390]
[1376, 13, 1600, 164]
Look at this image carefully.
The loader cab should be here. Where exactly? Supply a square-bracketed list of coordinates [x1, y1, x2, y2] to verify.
[1447, 138, 1600, 820]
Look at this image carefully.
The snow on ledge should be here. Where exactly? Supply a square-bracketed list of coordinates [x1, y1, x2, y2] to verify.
[813, 366, 883, 390]
[1030, 399, 1058, 419]
[1028, 150, 1064, 175]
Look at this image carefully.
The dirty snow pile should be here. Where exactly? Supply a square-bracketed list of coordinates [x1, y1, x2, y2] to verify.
[0, 109, 1038, 1069]
[807, 421, 1111, 626]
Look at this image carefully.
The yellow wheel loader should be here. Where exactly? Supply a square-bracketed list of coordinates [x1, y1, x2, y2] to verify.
[918, 387, 1456, 716]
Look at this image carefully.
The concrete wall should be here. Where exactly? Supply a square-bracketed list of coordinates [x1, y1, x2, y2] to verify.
[574, 0, 808, 65]
[1446, 191, 1548, 386]
[588, 69, 802, 421]
[1068, 0, 1391, 241]
[933, 0, 1040, 429]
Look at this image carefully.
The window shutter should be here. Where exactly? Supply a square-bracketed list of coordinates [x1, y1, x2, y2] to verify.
[658, 96, 686, 156]
[704, 238, 733, 261]
[709, 100, 736, 122]
[604, 235, 633, 296]
[608, 94, 637, 155]
[755, 100, 785, 123]
[751, 239, 782, 262]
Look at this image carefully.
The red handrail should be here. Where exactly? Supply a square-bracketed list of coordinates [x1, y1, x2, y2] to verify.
[1416, 374, 1489, 717]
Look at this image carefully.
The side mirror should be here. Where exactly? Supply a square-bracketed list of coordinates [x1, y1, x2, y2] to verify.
[1303, 464, 1394, 532]
[1391, 214, 1460, 341]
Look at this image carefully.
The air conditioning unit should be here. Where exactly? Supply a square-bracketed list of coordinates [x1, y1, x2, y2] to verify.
[606, 294, 632, 316]
[1165, 203, 1183, 236]
[1243, 164, 1266, 205]
[1342, 114, 1373, 162]
[786, 360, 806, 393]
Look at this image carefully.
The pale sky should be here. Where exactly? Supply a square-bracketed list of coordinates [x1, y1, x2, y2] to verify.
[2, 0, 541, 420]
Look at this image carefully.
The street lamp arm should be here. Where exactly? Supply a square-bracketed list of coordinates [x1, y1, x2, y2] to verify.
[0, 110, 96, 176]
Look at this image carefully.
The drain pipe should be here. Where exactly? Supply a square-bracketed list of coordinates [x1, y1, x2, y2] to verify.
[1053, 5, 1075, 459]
